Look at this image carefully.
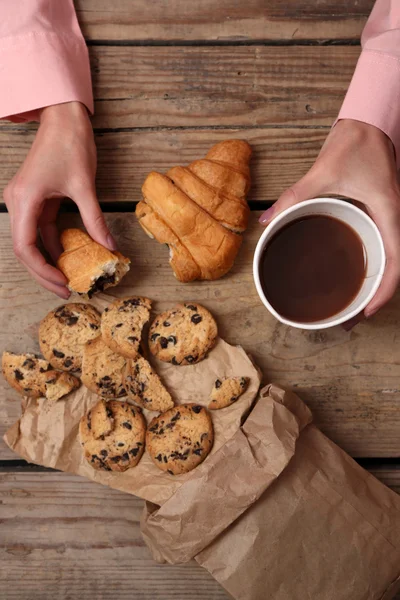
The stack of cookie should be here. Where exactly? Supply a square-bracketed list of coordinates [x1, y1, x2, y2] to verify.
[2, 298, 250, 476]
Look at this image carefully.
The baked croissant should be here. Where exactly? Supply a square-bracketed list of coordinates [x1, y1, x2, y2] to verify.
[136, 140, 251, 282]
[57, 229, 130, 297]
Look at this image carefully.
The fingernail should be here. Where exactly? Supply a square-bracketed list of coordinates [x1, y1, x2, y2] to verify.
[107, 234, 118, 251]
[259, 206, 275, 224]
[365, 306, 378, 319]
[57, 289, 70, 300]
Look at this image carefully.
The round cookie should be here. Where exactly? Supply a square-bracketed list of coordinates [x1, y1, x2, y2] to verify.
[101, 296, 152, 358]
[39, 303, 101, 372]
[79, 400, 146, 472]
[148, 303, 218, 365]
[208, 376, 249, 410]
[146, 403, 214, 475]
[81, 336, 127, 399]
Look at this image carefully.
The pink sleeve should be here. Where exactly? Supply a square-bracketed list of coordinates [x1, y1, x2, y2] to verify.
[0, 0, 93, 123]
[337, 0, 400, 164]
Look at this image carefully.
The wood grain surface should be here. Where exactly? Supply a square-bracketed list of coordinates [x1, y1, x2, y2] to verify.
[1, 212, 400, 460]
[0, 469, 398, 599]
[74, 0, 373, 42]
[0, 128, 327, 204]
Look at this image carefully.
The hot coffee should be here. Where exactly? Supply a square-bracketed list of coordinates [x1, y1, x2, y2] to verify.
[259, 215, 366, 323]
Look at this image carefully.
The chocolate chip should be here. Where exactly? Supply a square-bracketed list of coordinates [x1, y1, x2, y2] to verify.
[167, 469, 174, 475]
[130, 447, 139, 457]
[193, 448, 203, 456]
[166, 422, 175, 429]
[215, 379, 222, 389]
[64, 359, 73, 368]
[67, 316, 79, 326]
[123, 298, 141, 307]
[89, 323, 99, 330]
[111, 456, 121, 463]
[171, 411, 181, 422]
[14, 369, 24, 381]
[53, 349, 65, 359]
[122, 422, 132, 430]
[104, 308, 109, 312]
[230, 396, 238, 402]
[22, 358, 36, 370]
[171, 357, 180, 366]
[102, 376, 111, 381]
[184, 355, 197, 364]
[159, 337, 168, 349]
[163, 456, 168, 463]
[200, 432, 208, 441]
[39, 365, 52, 373]
[158, 428, 164, 435]
[122, 452, 130, 461]
[128, 336, 138, 343]
[186, 304, 197, 311]
[149, 425, 158, 433]
[156, 453, 162, 462]
[150, 333, 160, 342]
[167, 336, 177, 345]
[137, 442, 143, 446]
[100, 449, 108, 457]
[106, 407, 113, 419]
[240, 378, 247, 387]
[191, 314, 202, 324]
[117, 442, 125, 447]
[23, 387, 32, 392]
[91, 454, 98, 461]
[115, 323, 123, 328]
[163, 321, 171, 327]
[191, 405, 202, 414]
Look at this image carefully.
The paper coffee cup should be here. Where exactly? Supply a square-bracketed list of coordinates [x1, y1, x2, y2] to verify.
[253, 198, 386, 330]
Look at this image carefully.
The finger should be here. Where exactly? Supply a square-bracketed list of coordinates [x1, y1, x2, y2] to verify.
[40, 222, 64, 263]
[12, 198, 67, 286]
[363, 200, 400, 317]
[25, 264, 70, 299]
[259, 172, 325, 226]
[39, 198, 63, 263]
[73, 191, 117, 250]
[364, 256, 400, 318]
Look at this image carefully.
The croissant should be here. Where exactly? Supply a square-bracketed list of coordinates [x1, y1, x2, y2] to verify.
[57, 229, 130, 297]
[136, 140, 251, 282]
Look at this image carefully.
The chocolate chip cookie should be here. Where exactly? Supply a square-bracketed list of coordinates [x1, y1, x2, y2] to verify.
[81, 336, 127, 399]
[2, 351, 80, 401]
[146, 403, 213, 475]
[208, 376, 249, 410]
[79, 400, 146, 472]
[124, 356, 174, 412]
[101, 296, 152, 358]
[148, 303, 218, 365]
[39, 303, 101, 373]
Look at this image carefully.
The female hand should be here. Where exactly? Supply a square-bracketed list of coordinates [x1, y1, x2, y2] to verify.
[259, 119, 400, 320]
[3, 101, 116, 298]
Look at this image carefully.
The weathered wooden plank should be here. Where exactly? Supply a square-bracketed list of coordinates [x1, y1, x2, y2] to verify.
[0, 470, 398, 599]
[1, 212, 400, 460]
[0, 128, 327, 204]
[0, 471, 229, 600]
[75, 0, 373, 42]
[0, 45, 358, 130]
[89, 45, 357, 129]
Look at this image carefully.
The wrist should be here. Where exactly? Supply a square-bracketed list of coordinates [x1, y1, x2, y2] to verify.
[334, 119, 395, 156]
[39, 102, 90, 128]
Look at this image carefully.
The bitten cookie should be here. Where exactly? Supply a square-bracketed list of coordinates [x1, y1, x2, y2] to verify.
[146, 404, 213, 475]
[81, 336, 127, 399]
[148, 303, 218, 365]
[208, 376, 249, 410]
[124, 356, 174, 412]
[79, 400, 146, 472]
[101, 296, 152, 358]
[2, 352, 80, 401]
[39, 303, 101, 373]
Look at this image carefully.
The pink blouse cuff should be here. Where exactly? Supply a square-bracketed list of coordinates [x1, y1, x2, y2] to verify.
[336, 50, 400, 167]
[0, 32, 93, 123]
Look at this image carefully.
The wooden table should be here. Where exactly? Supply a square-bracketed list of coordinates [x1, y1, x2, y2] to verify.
[1, 1, 399, 598]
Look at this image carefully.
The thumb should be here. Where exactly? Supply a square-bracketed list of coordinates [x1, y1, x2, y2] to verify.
[74, 191, 117, 251]
[259, 172, 324, 226]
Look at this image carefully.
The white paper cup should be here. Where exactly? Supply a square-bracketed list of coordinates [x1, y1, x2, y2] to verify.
[253, 198, 386, 330]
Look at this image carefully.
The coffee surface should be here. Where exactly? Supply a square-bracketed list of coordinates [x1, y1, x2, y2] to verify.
[259, 215, 366, 322]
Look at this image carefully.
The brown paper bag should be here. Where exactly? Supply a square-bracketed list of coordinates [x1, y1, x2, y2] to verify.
[141, 386, 400, 600]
